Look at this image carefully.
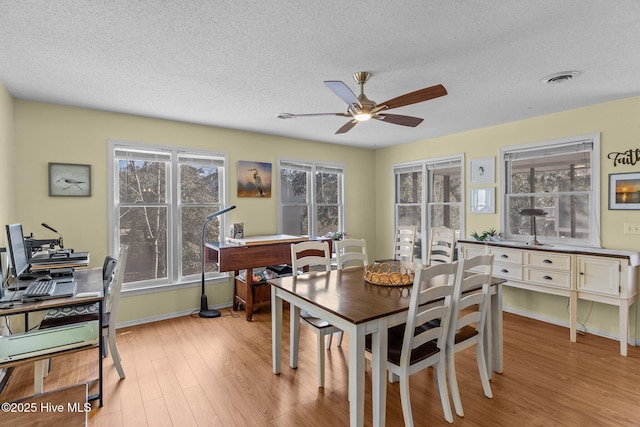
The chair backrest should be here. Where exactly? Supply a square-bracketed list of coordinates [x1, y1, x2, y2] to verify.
[400, 262, 458, 368]
[393, 225, 416, 262]
[102, 255, 118, 307]
[427, 226, 456, 265]
[448, 254, 494, 347]
[290, 241, 331, 277]
[107, 245, 128, 319]
[335, 238, 369, 270]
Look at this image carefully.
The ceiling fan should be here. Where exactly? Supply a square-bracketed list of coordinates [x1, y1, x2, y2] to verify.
[276, 71, 447, 134]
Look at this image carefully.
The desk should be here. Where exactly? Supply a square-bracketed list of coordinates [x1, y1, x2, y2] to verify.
[269, 266, 504, 427]
[0, 269, 104, 406]
[205, 235, 329, 321]
[4, 383, 88, 426]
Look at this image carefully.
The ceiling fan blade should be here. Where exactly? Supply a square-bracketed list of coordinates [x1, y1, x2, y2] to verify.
[324, 81, 361, 107]
[277, 112, 350, 119]
[375, 113, 424, 127]
[378, 84, 447, 111]
[335, 120, 357, 134]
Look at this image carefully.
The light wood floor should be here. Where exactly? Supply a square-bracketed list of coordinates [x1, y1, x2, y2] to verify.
[2, 307, 640, 426]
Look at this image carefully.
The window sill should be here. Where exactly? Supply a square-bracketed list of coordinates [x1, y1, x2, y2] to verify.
[121, 274, 232, 297]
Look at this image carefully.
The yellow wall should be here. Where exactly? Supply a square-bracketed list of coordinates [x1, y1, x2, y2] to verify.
[7, 92, 640, 340]
[12, 100, 376, 324]
[0, 83, 15, 277]
[375, 96, 640, 338]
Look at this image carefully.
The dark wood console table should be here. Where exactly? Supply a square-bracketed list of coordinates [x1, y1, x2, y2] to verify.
[205, 235, 330, 321]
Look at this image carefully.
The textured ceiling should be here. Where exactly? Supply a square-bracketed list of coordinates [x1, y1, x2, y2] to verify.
[1, 1, 639, 149]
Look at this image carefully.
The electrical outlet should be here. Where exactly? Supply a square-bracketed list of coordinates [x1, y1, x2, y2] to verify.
[624, 223, 640, 234]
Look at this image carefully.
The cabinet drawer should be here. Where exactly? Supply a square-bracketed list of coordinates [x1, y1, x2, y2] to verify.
[525, 252, 571, 271]
[490, 248, 523, 265]
[493, 263, 522, 280]
[524, 268, 571, 288]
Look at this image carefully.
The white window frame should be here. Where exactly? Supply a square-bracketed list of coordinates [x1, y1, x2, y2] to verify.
[108, 139, 229, 292]
[393, 154, 465, 263]
[277, 158, 345, 237]
[499, 133, 601, 247]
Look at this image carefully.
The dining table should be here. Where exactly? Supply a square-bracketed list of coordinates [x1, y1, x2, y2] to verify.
[269, 264, 505, 427]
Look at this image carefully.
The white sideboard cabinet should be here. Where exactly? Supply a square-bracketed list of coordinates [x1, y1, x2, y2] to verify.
[458, 239, 640, 356]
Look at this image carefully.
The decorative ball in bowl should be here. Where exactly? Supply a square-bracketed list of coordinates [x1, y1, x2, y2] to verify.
[364, 263, 414, 287]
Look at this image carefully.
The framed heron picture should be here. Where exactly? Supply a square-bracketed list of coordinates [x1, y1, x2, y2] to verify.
[237, 161, 272, 198]
[49, 163, 92, 197]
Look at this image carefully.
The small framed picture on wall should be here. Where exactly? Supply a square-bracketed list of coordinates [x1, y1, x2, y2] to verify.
[470, 157, 495, 184]
[609, 172, 640, 210]
[49, 163, 91, 197]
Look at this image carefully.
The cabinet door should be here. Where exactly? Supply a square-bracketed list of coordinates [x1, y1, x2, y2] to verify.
[577, 256, 620, 296]
[460, 244, 486, 259]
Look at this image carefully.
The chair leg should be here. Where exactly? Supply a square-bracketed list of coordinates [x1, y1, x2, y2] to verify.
[326, 333, 333, 348]
[102, 335, 108, 358]
[447, 348, 464, 417]
[108, 331, 125, 379]
[398, 375, 414, 427]
[336, 331, 343, 347]
[476, 341, 493, 398]
[317, 332, 326, 388]
[436, 360, 454, 423]
[43, 358, 50, 378]
[34, 360, 47, 394]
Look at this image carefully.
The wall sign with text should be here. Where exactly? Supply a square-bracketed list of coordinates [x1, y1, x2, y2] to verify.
[607, 148, 640, 167]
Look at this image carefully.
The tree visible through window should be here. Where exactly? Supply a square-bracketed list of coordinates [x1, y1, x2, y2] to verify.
[394, 157, 463, 261]
[279, 160, 344, 237]
[502, 135, 599, 247]
[110, 143, 227, 289]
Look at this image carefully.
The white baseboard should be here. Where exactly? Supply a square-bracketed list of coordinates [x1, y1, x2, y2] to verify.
[115, 302, 233, 329]
[503, 307, 637, 346]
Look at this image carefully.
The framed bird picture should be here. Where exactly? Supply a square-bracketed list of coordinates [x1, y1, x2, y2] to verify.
[237, 160, 271, 198]
[48, 163, 92, 197]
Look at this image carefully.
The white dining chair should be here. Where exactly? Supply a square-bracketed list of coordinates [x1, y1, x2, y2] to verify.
[335, 238, 369, 270]
[427, 226, 456, 265]
[290, 241, 342, 387]
[447, 254, 494, 417]
[393, 225, 416, 262]
[34, 246, 128, 393]
[369, 262, 458, 425]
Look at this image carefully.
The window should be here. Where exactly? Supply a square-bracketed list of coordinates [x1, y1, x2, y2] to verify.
[278, 159, 344, 237]
[394, 156, 463, 261]
[501, 134, 600, 247]
[109, 140, 228, 290]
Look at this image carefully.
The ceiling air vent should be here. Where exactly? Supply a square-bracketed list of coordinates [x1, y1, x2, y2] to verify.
[541, 71, 581, 84]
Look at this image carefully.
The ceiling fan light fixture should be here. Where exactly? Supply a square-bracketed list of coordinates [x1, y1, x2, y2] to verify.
[354, 112, 372, 121]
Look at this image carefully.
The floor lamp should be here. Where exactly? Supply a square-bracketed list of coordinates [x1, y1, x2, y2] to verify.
[200, 205, 236, 318]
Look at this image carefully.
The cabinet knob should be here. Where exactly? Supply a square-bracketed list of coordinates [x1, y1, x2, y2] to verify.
[543, 275, 552, 280]
[580, 272, 584, 275]
[501, 269, 509, 273]
[543, 259, 553, 264]
[501, 254, 508, 258]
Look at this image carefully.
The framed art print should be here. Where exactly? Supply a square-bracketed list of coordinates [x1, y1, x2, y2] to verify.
[469, 187, 495, 214]
[609, 172, 640, 210]
[49, 163, 91, 197]
[237, 161, 272, 198]
[470, 157, 495, 184]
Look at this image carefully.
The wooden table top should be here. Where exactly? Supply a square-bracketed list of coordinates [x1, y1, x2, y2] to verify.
[269, 264, 505, 325]
[269, 266, 414, 325]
